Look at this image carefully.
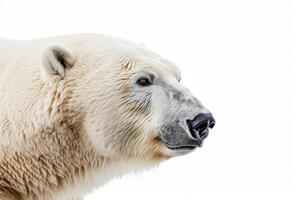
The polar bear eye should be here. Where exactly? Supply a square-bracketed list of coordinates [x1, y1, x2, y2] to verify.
[136, 77, 152, 87]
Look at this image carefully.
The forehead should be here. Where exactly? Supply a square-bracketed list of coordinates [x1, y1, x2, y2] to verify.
[121, 55, 181, 79]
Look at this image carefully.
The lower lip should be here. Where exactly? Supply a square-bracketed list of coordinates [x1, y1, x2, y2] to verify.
[165, 145, 198, 151]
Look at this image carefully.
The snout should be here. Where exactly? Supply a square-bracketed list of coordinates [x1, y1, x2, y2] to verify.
[158, 112, 215, 152]
[157, 80, 216, 153]
[186, 113, 215, 142]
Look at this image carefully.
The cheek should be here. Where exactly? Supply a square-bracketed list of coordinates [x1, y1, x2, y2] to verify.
[150, 91, 170, 122]
[129, 93, 152, 117]
[112, 123, 168, 161]
[83, 119, 118, 157]
[122, 133, 170, 161]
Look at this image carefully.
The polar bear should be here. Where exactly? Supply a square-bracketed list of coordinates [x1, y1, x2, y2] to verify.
[0, 34, 215, 200]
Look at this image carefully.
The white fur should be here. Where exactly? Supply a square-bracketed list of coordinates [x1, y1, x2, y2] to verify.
[0, 34, 202, 199]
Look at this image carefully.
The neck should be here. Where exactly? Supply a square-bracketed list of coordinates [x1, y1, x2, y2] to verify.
[0, 120, 106, 200]
[0, 122, 159, 200]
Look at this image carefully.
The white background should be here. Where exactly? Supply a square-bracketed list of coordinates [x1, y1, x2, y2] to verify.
[0, 0, 297, 199]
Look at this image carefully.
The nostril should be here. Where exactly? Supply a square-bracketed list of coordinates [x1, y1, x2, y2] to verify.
[195, 122, 208, 133]
[208, 121, 215, 129]
[199, 129, 209, 139]
[186, 119, 198, 139]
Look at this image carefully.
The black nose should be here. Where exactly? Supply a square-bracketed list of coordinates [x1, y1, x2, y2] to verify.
[186, 113, 215, 141]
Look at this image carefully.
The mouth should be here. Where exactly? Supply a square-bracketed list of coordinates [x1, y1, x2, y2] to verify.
[163, 144, 198, 151]
[158, 133, 203, 151]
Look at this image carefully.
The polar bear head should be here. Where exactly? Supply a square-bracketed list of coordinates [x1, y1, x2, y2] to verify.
[40, 35, 215, 164]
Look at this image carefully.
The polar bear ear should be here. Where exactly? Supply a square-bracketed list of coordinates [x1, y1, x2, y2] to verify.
[40, 45, 76, 82]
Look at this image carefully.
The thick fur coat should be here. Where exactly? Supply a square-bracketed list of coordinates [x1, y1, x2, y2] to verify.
[0, 34, 212, 200]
